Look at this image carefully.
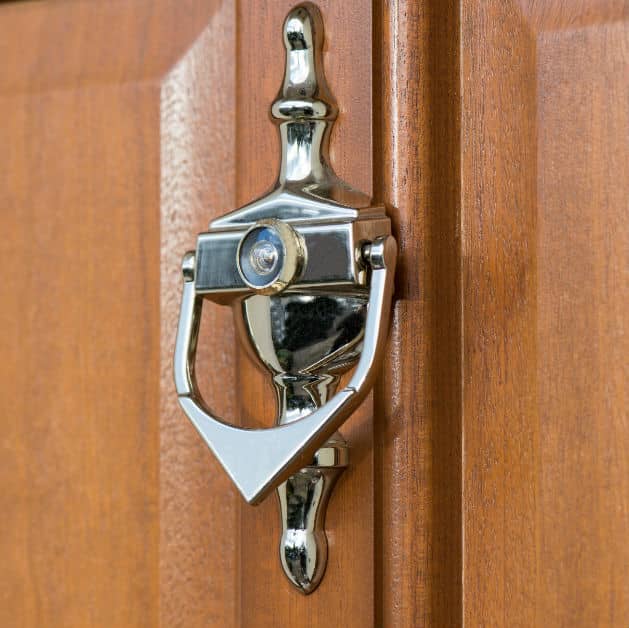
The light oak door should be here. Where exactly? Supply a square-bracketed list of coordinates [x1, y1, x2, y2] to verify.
[1, 1, 627, 627]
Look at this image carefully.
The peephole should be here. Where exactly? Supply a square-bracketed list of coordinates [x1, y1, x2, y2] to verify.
[236, 218, 306, 294]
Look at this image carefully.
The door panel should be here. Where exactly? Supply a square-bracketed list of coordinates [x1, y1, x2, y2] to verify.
[0, 1, 236, 626]
[461, 2, 629, 626]
[1, 1, 627, 627]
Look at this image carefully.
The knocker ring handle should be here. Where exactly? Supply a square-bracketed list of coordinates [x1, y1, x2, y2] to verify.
[173, 235, 396, 505]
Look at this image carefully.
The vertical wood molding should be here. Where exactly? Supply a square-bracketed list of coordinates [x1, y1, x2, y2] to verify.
[374, 1, 463, 626]
[159, 4, 238, 627]
[461, 4, 539, 626]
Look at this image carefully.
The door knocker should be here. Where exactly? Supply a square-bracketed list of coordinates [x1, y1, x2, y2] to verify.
[173, 2, 396, 593]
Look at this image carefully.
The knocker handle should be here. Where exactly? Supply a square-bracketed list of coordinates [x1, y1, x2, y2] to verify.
[173, 235, 396, 505]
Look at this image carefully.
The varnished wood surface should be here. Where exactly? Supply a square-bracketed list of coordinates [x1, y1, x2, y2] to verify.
[0, 1, 239, 626]
[374, 1, 463, 626]
[159, 4, 239, 627]
[2, 0, 628, 626]
[461, 1, 629, 626]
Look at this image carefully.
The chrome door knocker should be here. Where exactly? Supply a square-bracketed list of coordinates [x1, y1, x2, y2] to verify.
[173, 2, 396, 594]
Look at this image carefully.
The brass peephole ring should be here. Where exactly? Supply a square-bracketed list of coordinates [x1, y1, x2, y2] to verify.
[236, 218, 306, 295]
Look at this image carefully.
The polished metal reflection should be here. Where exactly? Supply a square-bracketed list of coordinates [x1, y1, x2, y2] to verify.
[173, 2, 397, 595]
[239, 288, 361, 593]
[278, 440, 347, 594]
[238, 293, 366, 376]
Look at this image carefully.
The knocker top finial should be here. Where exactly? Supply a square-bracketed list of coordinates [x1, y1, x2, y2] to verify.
[271, 3, 337, 123]
[211, 1, 372, 230]
[269, 3, 341, 185]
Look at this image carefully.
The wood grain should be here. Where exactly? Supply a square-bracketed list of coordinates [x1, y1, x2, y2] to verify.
[0, 1, 238, 626]
[0, 2, 163, 624]
[159, 4, 239, 627]
[461, 1, 629, 626]
[373, 1, 463, 626]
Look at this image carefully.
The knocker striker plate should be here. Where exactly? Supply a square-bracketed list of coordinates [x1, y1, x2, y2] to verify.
[173, 2, 396, 593]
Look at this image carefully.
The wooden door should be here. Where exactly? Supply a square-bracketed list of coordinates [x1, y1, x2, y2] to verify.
[1, 1, 626, 627]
